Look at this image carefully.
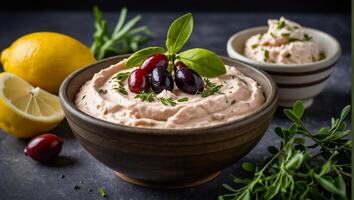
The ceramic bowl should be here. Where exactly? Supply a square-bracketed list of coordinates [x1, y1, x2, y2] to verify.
[227, 26, 341, 108]
[59, 55, 278, 189]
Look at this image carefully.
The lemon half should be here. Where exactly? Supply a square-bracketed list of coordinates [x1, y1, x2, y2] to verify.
[0, 72, 64, 138]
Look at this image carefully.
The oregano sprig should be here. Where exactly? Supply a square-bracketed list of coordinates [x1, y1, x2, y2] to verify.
[219, 101, 351, 200]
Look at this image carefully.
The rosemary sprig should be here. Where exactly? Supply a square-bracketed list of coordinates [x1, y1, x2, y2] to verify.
[134, 91, 155, 102]
[200, 78, 223, 98]
[219, 101, 351, 200]
[91, 6, 153, 60]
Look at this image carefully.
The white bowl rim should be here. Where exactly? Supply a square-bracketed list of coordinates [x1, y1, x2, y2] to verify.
[227, 26, 341, 72]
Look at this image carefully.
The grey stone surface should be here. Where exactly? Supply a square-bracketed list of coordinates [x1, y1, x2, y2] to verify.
[0, 12, 350, 200]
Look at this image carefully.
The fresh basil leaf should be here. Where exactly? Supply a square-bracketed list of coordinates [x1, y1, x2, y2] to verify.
[179, 48, 226, 77]
[166, 13, 193, 54]
[125, 46, 165, 67]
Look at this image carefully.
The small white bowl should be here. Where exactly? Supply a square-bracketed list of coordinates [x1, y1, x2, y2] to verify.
[227, 26, 341, 108]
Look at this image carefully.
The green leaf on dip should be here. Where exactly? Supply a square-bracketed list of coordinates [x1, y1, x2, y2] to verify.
[125, 46, 165, 67]
[166, 13, 193, 54]
[178, 48, 226, 77]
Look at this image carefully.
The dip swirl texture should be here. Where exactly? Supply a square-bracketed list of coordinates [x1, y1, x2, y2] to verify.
[75, 60, 265, 129]
[244, 17, 321, 64]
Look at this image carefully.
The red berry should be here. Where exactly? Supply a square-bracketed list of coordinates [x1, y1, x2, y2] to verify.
[128, 69, 150, 93]
[140, 54, 168, 74]
[24, 133, 63, 162]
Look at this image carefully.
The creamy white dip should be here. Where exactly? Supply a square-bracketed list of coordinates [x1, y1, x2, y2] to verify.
[75, 60, 265, 129]
[244, 17, 321, 64]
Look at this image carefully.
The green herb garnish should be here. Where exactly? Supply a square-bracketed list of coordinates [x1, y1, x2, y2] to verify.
[276, 20, 286, 29]
[264, 50, 270, 61]
[177, 97, 189, 102]
[126, 13, 226, 77]
[251, 44, 259, 49]
[134, 91, 155, 102]
[304, 33, 313, 41]
[159, 97, 177, 106]
[91, 6, 153, 60]
[201, 78, 223, 98]
[219, 101, 351, 200]
[113, 86, 128, 95]
[270, 32, 276, 38]
[112, 72, 130, 95]
[319, 52, 326, 60]
[293, 25, 300, 29]
[258, 33, 263, 41]
[288, 37, 301, 43]
[281, 33, 290, 37]
[98, 187, 107, 197]
[114, 72, 130, 82]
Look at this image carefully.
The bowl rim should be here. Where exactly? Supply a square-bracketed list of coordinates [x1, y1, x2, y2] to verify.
[226, 26, 341, 71]
[59, 55, 278, 135]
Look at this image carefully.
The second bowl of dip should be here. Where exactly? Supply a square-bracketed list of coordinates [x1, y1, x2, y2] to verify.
[227, 17, 341, 108]
[59, 55, 278, 189]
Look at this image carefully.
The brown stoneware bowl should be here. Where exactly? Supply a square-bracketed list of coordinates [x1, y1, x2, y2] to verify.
[59, 55, 278, 189]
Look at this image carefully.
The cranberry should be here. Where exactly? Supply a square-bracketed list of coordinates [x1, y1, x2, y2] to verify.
[24, 133, 63, 162]
[151, 67, 174, 94]
[140, 54, 168, 74]
[175, 68, 204, 94]
[128, 69, 150, 93]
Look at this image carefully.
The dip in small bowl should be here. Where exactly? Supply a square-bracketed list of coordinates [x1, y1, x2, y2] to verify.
[59, 55, 278, 188]
[227, 17, 341, 108]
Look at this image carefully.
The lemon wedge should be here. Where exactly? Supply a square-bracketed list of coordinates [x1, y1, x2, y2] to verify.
[0, 72, 65, 138]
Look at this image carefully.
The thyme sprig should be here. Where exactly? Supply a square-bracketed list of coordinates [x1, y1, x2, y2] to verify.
[112, 72, 130, 95]
[134, 91, 155, 102]
[219, 101, 351, 200]
[200, 78, 223, 98]
[159, 97, 177, 107]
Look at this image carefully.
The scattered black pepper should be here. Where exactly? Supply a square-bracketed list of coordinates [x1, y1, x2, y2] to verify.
[74, 185, 81, 190]
[231, 100, 236, 105]
[88, 188, 93, 192]
[81, 95, 86, 100]
[98, 89, 108, 95]
[60, 174, 65, 179]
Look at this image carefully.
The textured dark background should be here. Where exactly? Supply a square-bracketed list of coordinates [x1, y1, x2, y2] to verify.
[0, 1, 351, 200]
[0, 0, 350, 12]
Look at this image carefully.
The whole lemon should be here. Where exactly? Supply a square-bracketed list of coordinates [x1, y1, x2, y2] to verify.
[0, 32, 96, 94]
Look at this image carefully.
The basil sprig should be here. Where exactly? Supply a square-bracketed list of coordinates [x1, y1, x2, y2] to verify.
[126, 13, 226, 78]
